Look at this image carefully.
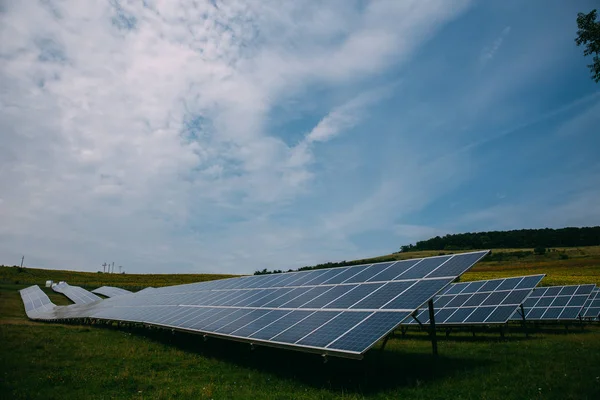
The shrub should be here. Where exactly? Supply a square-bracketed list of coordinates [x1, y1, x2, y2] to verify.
[534, 246, 547, 255]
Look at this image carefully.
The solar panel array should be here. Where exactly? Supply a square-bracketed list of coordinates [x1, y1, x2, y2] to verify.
[52, 282, 102, 305]
[404, 275, 545, 326]
[582, 287, 599, 319]
[512, 284, 596, 321]
[92, 286, 132, 298]
[19, 251, 488, 358]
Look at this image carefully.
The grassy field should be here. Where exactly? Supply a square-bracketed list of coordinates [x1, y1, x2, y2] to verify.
[1, 247, 600, 399]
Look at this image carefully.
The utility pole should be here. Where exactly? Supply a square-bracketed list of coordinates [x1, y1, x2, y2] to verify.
[20, 256, 24, 269]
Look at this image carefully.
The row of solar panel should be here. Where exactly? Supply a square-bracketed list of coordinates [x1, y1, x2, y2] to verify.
[114, 278, 454, 311]
[19, 252, 490, 358]
[405, 276, 598, 325]
[92, 286, 131, 298]
[146, 252, 487, 294]
[406, 275, 544, 325]
[582, 288, 600, 318]
[52, 282, 101, 304]
[516, 284, 597, 321]
[90, 304, 410, 353]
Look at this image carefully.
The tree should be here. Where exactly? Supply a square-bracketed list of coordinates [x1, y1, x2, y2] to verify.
[575, 9, 600, 83]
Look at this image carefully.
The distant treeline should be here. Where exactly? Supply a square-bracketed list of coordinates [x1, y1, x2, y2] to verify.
[400, 226, 600, 252]
[254, 256, 400, 275]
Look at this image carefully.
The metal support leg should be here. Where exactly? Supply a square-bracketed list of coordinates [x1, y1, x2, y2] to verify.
[380, 334, 391, 353]
[428, 299, 438, 357]
[519, 304, 528, 338]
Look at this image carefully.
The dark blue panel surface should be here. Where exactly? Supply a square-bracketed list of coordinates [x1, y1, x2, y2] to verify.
[460, 280, 486, 293]
[245, 288, 293, 307]
[568, 295, 588, 307]
[433, 308, 457, 323]
[525, 308, 545, 319]
[203, 309, 249, 332]
[383, 279, 452, 310]
[496, 277, 522, 291]
[279, 286, 331, 308]
[262, 287, 310, 308]
[283, 270, 328, 287]
[215, 309, 270, 334]
[500, 289, 531, 305]
[324, 283, 385, 309]
[545, 287, 561, 296]
[536, 297, 554, 307]
[396, 256, 451, 280]
[343, 263, 393, 284]
[302, 268, 348, 286]
[558, 286, 577, 296]
[464, 306, 496, 323]
[515, 275, 544, 289]
[327, 312, 410, 352]
[463, 293, 490, 307]
[445, 294, 472, 308]
[426, 252, 486, 278]
[271, 311, 340, 344]
[550, 296, 569, 307]
[541, 308, 562, 319]
[367, 259, 420, 282]
[478, 280, 502, 293]
[229, 290, 273, 306]
[250, 310, 313, 340]
[559, 307, 581, 319]
[301, 285, 357, 308]
[176, 308, 219, 328]
[481, 291, 509, 306]
[435, 295, 454, 308]
[230, 310, 290, 337]
[350, 281, 413, 310]
[322, 267, 363, 285]
[445, 307, 475, 323]
[297, 312, 371, 348]
[485, 305, 517, 322]
[443, 284, 467, 295]
[190, 308, 239, 330]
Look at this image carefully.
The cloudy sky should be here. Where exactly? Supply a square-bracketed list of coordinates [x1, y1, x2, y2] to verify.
[1, 1, 599, 274]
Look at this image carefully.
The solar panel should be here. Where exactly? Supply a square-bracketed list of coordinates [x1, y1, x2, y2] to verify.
[404, 275, 545, 326]
[19, 251, 488, 359]
[19, 285, 57, 320]
[511, 284, 596, 321]
[581, 287, 600, 319]
[52, 282, 102, 304]
[92, 286, 132, 298]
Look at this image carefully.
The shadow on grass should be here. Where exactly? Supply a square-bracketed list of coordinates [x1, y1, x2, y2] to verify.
[92, 323, 489, 395]
[398, 323, 597, 344]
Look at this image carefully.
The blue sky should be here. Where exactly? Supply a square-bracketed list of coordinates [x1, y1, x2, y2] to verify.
[1, 0, 599, 274]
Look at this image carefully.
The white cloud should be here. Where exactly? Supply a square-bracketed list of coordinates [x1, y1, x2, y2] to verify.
[305, 87, 394, 143]
[480, 26, 511, 66]
[0, 0, 473, 273]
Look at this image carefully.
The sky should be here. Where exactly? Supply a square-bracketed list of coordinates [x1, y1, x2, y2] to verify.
[1, 0, 599, 275]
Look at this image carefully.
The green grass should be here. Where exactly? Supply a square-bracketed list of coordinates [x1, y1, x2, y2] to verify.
[0, 266, 237, 291]
[1, 248, 600, 399]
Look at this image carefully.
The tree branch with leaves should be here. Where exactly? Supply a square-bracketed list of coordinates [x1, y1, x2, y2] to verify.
[575, 9, 600, 83]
